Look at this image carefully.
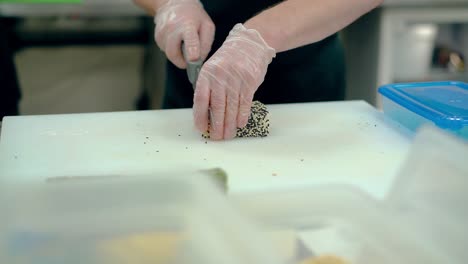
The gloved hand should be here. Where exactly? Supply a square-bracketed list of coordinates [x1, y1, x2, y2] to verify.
[193, 23, 276, 140]
[154, 0, 215, 68]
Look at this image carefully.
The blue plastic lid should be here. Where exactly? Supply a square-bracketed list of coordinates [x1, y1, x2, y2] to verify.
[378, 81, 468, 130]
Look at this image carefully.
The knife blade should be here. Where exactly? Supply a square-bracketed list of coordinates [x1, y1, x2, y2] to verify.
[182, 42, 203, 89]
[181, 42, 213, 134]
[182, 42, 212, 135]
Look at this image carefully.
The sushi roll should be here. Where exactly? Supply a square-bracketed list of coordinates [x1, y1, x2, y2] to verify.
[202, 101, 270, 139]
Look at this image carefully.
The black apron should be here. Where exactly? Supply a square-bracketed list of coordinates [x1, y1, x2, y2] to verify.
[162, 0, 345, 109]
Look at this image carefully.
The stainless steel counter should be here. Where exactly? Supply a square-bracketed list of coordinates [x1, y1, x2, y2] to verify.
[0, 0, 144, 17]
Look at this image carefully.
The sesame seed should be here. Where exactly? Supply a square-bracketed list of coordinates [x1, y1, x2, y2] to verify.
[201, 101, 270, 139]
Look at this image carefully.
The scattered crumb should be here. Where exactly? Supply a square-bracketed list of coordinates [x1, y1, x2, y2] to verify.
[374, 124, 377, 127]
[156, 150, 159, 153]
[146, 136, 149, 139]
[144, 142, 146, 144]
[272, 173, 277, 176]
[203, 158, 207, 161]
[205, 141, 207, 144]
[14, 155, 17, 159]
[178, 134, 181, 137]
[300, 159, 304, 162]
[185, 147, 188, 149]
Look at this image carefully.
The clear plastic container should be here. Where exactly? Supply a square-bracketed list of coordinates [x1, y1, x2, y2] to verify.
[230, 126, 468, 264]
[231, 186, 453, 264]
[0, 172, 283, 264]
[386, 126, 468, 264]
[378, 81, 468, 139]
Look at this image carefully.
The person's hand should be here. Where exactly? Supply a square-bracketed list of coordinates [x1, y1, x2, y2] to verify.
[193, 23, 276, 140]
[154, 0, 215, 68]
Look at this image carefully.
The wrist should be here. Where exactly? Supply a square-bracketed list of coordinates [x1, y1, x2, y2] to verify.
[243, 18, 281, 53]
[233, 23, 276, 62]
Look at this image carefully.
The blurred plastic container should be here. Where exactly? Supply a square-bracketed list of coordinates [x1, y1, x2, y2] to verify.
[231, 187, 451, 264]
[0, 172, 283, 264]
[231, 126, 468, 264]
[378, 81, 468, 139]
[385, 126, 468, 264]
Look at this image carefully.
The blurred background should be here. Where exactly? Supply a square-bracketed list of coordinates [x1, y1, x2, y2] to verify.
[1, 0, 467, 116]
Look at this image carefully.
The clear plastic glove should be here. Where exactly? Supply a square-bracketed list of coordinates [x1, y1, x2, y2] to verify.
[154, 0, 215, 68]
[193, 23, 276, 140]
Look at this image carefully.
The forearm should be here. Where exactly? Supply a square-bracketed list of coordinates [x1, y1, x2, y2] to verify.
[132, 0, 168, 16]
[244, 0, 382, 53]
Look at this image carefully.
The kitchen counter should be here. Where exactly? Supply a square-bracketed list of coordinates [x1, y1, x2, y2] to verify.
[1, 0, 467, 17]
[0, 0, 144, 17]
[0, 101, 412, 199]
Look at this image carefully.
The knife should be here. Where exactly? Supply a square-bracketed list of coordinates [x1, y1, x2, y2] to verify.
[182, 42, 203, 89]
[182, 43, 213, 133]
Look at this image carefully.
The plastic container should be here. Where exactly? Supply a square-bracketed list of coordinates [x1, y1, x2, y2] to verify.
[231, 126, 468, 264]
[231, 186, 452, 264]
[385, 126, 468, 264]
[0, 173, 283, 264]
[378, 81, 468, 139]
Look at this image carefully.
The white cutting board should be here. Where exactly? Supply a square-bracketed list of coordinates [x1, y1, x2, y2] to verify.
[0, 101, 411, 199]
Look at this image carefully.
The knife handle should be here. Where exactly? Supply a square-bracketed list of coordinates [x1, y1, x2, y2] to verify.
[181, 42, 203, 66]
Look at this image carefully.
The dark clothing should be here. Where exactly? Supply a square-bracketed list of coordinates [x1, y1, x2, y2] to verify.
[0, 18, 21, 120]
[162, 0, 345, 109]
